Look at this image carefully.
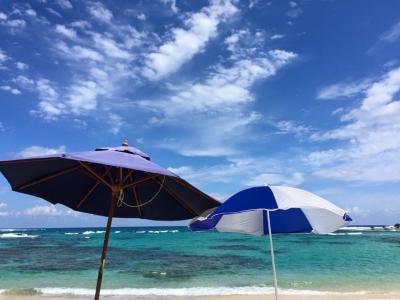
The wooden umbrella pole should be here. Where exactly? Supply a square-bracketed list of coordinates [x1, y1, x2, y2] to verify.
[94, 188, 118, 300]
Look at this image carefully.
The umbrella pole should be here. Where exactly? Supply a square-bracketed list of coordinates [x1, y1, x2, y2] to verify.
[266, 209, 278, 300]
[94, 190, 117, 300]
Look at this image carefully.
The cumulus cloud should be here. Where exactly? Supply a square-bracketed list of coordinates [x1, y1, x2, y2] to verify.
[143, 0, 238, 80]
[0, 85, 21, 95]
[87, 2, 113, 23]
[308, 67, 400, 182]
[3, 205, 81, 217]
[317, 78, 373, 100]
[55, 24, 77, 39]
[18, 145, 66, 158]
[15, 62, 28, 70]
[141, 28, 297, 157]
[141, 49, 297, 117]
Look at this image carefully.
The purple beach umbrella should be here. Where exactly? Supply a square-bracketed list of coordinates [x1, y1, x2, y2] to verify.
[0, 141, 219, 300]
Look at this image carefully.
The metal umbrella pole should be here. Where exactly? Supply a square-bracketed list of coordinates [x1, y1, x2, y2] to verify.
[266, 209, 278, 300]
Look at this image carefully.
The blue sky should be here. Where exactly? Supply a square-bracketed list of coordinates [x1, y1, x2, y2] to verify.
[0, 0, 400, 228]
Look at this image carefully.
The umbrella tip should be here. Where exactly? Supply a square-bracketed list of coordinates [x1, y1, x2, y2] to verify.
[121, 140, 129, 146]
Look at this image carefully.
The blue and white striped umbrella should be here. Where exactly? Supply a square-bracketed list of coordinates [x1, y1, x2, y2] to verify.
[190, 186, 352, 299]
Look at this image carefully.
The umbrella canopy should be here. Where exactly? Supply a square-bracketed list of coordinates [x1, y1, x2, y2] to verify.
[189, 186, 351, 300]
[0, 145, 218, 220]
[190, 186, 351, 234]
[0, 142, 220, 300]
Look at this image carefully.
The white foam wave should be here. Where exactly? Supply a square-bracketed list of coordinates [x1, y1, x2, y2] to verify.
[340, 226, 396, 231]
[135, 230, 180, 234]
[0, 233, 38, 239]
[115, 231, 121, 233]
[327, 232, 363, 236]
[65, 232, 79, 235]
[28, 287, 370, 297]
[82, 231, 95, 235]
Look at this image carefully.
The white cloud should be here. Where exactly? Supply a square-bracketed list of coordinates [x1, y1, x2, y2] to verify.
[34, 78, 66, 119]
[0, 85, 21, 95]
[381, 21, 400, 43]
[317, 79, 372, 100]
[18, 145, 66, 158]
[25, 9, 37, 17]
[0, 48, 8, 69]
[107, 113, 124, 135]
[248, 0, 259, 9]
[15, 62, 28, 70]
[56, 0, 73, 9]
[274, 120, 311, 137]
[245, 172, 304, 186]
[286, 1, 303, 18]
[23, 205, 63, 216]
[55, 24, 77, 39]
[270, 34, 285, 40]
[18, 205, 79, 217]
[46, 8, 62, 18]
[91, 33, 132, 59]
[143, 0, 238, 80]
[0, 12, 7, 21]
[141, 49, 297, 117]
[0, 202, 7, 209]
[137, 13, 146, 21]
[70, 20, 91, 29]
[168, 156, 303, 191]
[55, 41, 104, 61]
[141, 29, 297, 158]
[346, 206, 370, 217]
[12, 75, 35, 89]
[308, 67, 400, 182]
[87, 2, 113, 23]
[1, 19, 26, 29]
[161, 0, 178, 13]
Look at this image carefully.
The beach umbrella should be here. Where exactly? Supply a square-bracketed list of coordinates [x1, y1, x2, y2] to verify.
[190, 186, 352, 300]
[0, 141, 219, 300]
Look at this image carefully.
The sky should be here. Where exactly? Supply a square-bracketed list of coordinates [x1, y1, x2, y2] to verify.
[0, 0, 400, 228]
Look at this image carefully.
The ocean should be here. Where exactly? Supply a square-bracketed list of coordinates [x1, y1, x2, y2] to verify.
[0, 226, 399, 297]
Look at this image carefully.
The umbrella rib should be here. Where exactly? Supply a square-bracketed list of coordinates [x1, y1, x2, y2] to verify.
[16, 165, 81, 191]
[153, 177, 198, 216]
[171, 177, 216, 202]
[128, 173, 142, 217]
[76, 181, 100, 209]
[121, 170, 132, 185]
[79, 162, 112, 189]
[122, 174, 159, 190]
[75, 168, 112, 209]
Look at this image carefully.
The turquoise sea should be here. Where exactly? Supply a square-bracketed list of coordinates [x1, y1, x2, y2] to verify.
[0, 226, 399, 296]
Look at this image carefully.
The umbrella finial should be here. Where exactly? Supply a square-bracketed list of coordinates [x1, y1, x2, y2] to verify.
[121, 140, 129, 146]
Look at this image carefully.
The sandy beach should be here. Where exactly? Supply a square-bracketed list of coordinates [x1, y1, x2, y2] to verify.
[1, 294, 400, 300]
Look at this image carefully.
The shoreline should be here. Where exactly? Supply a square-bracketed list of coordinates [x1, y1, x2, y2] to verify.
[1, 294, 400, 300]
[1, 288, 400, 300]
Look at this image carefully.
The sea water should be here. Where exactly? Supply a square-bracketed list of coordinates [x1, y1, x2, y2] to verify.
[0, 226, 399, 296]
